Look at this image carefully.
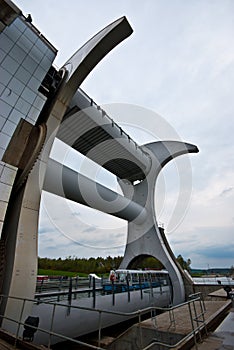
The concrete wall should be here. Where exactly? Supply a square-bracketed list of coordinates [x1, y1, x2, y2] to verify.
[184, 282, 225, 300]
[108, 325, 184, 350]
[193, 284, 225, 299]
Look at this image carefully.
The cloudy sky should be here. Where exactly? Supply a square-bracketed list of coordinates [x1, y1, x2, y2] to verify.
[15, 0, 234, 269]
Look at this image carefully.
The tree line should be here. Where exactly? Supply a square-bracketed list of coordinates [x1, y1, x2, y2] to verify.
[38, 256, 123, 275]
[38, 255, 191, 275]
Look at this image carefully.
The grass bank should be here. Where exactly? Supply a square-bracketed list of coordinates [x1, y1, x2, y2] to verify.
[38, 269, 88, 278]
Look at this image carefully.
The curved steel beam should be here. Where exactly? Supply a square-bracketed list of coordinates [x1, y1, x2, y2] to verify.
[119, 140, 199, 305]
[61, 16, 133, 104]
[44, 158, 147, 224]
[145, 141, 198, 168]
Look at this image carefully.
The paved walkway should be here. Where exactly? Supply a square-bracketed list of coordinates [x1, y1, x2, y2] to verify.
[141, 300, 231, 335]
[191, 307, 234, 350]
[140, 298, 232, 349]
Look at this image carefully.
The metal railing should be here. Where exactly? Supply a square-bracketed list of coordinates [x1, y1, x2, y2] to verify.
[35, 276, 102, 299]
[146, 292, 206, 350]
[193, 276, 234, 286]
[77, 87, 152, 160]
[0, 294, 106, 349]
[35, 276, 169, 307]
[0, 292, 206, 350]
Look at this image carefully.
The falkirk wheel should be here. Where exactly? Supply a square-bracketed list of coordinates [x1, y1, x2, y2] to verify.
[0, 2, 198, 331]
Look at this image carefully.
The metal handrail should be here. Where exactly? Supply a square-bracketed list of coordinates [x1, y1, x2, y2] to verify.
[188, 292, 207, 343]
[0, 293, 206, 350]
[1, 314, 105, 349]
[144, 295, 207, 350]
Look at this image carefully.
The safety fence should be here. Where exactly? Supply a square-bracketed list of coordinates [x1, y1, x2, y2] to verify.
[0, 292, 206, 349]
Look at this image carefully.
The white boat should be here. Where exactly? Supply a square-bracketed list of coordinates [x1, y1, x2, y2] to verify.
[31, 269, 172, 345]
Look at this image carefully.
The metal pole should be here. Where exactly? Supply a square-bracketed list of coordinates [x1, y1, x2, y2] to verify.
[201, 292, 206, 312]
[199, 296, 207, 336]
[112, 280, 115, 306]
[59, 276, 62, 291]
[188, 301, 198, 350]
[14, 298, 26, 347]
[67, 277, 73, 316]
[40, 278, 44, 293]
[68, 277, 72, 304]
[159, 278, 162, 295]
[192, 299, 202, 342]
[138, 311, 143, 349]
[92, 277, 96, 308]
[126, 276, 130, 302]
[98, 311, 102, 348]
[139, 275, 143, 299]
[149, 275, 153, 298]
[48, 303, 56, 349]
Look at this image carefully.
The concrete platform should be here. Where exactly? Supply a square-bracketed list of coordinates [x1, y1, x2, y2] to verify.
[208, 287, 233, 300]
[108, 299, 232, 349]
[141, 300, 230, 334]
[0, 330, 46, 350]
[191, 308, 234, 350]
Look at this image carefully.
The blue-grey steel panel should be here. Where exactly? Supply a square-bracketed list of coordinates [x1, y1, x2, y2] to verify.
[9, 44, 27, 64]
[27, 76, 41, 91]
[21, 86, 37, 104]
[33, 64, 46, 81]
[24, 27, 38, 44]
[0, 82, 5, 95]
[1, 88, 18, 106]
[15, 66, 31, 84]
[8, 108, 24, 125]
[27, 105, 41, 122]
[0, 116, 5, 129]
[15, 96, 31, 115]
[13, 18, 27, 33]
[0, 99, 12, 118]
[2, 120, 16, 137]
[17, 34, 34, 53]
[3, 24, 21, 42]
[8, 76, 25, 95]
[40, 55, 52, 71]
[33, 94, 46, 110]
[0, 48, 7, 64]
[2, 55, 19, 75]
[0, 67, 12, 85]
[0, 33, 14, 53]
[35, 37, 48, 53]
[22, 54, 38, 73]
[0, 132, 10, 149]
[29, 44, 44, 64]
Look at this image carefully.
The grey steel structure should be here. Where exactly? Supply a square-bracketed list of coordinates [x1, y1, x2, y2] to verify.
[0, 0, 198, 336]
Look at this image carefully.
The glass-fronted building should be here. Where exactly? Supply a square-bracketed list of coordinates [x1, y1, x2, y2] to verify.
[0, 0, 57, 237]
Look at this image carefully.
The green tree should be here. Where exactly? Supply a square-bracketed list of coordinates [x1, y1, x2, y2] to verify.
[176, 255, 191, 270]
[141, 257, 164, 270]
